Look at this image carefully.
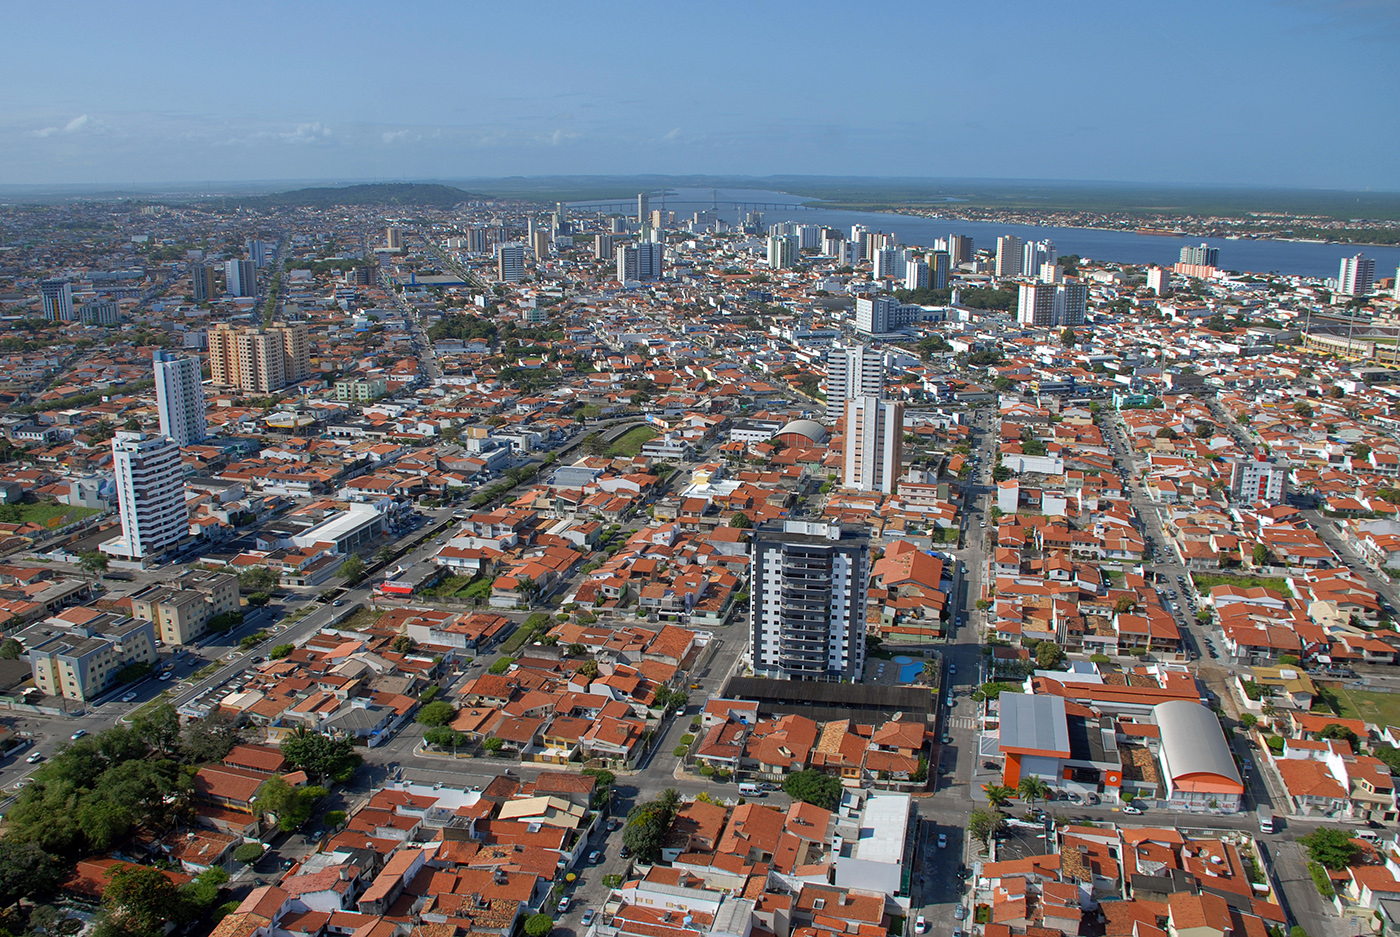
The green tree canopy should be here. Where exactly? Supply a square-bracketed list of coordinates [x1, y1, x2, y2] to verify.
[1301, 828, 1360, 870]
[280, 730, 361, 782]
[416, 700, 457, 726]
[782, 770, 842, 810]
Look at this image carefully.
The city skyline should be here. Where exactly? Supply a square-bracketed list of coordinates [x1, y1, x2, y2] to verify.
[2, 1, 1398, 189]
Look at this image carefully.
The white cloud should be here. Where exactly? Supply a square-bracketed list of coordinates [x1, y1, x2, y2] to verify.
[381, 129, 413, 144]
[29, 113, 93, 138]
[663, 127, 682, 142]
[537, 128, 580, 146]
[280, 122, 332, 144]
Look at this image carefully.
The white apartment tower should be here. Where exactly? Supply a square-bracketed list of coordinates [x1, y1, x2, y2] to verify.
[1147, 266, 1171, 295]
[767, 235, 798, 269]
[40, 279, 73, 321]
[905, 260, 929, 290]
[385, 226, 403, 251]
[1338, 253, 1376, 297]
[225, 259, 256, 297]
[843, 396, 903, 494]
[749, 520, 870, 682]
[824, 345, 885, 423]
[616, 242, 663, 282]
[995, 235, 1024, 278]
[104, 432, 189, 560]
[152, 349, 207, 446]
[498, 244, 525, 282]
[1021, 239, 1057, 276]
[1017, 281, 1087, 327]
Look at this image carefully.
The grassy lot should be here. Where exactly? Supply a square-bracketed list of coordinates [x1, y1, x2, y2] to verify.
[1189, 572, 1292, 595]
[4, 504, 99, 528]
[606, 426, 658, 458]
[1327, 685, 1400, 728]
[338, 606, 384, 631]
[424, 573, 475, 597]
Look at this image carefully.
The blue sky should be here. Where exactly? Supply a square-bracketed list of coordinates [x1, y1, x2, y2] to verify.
[2, 0, 1397, 188]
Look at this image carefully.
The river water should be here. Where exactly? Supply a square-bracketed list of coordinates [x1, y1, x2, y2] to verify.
[568, 186, 1400, 280]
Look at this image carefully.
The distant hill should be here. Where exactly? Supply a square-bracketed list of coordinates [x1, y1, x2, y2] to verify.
[247, 182, 479, 209]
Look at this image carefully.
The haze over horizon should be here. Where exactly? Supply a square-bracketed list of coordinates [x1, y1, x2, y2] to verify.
[4, 0, 1399, 191]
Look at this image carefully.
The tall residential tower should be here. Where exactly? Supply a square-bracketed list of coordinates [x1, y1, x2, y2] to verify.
[153, 349, 207, 446]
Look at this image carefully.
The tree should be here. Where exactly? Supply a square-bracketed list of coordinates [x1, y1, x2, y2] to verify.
[1017, 776, 1049, 807]
[1035, 640, 1066, 670]
[375, 547, 396, 565]
[482, 736, 504, 753]
[323, 810, 347, 828]
[339, 554, 366, 585]
[1155, 427, 1178, 440]
[181, 711, 242, 764]
[232, 842, 264, 865]
[1319, 723, 1360, 751]
[423, 726, 464, 748]
[1293, 402, 1314, 420]
[269, 643, 294, 659]
[729, 512, 752, 529]
[103, 864, 177, 935]
[1113, 596, 1137, 614]
[1059, 328, 1076, 348]
[0, 840, 65, 908]
[782, 770, 842, 810]
[968, 808, 1005, 850]
[524, 914, 554, 937]
[253, 775, 328, 832]
[78, 551, 109, 581]
[130, 703, 181, 756]
[1351, 443, 1372, 462]
[238, 567, 278, 594]
[576, 659, 599, 679]
[246, 591, 271, 607]
[0, 638, 22, 660]
[390, 635, 414, 654]
[982, 784, 1014, 806]
[416, 700, 457, 726]
[280, 729, 362, 782]
[1300, 828, 1360, 871]
[1252, 543, 1270, 566]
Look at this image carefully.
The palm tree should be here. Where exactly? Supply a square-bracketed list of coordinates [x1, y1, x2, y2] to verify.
[1018, 776, 1049, 808]
[658, 788, 681, 816]
[982, 784, 1015, 807]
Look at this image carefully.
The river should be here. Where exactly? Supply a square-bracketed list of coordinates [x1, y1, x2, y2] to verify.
[568, 186, 1400, 281]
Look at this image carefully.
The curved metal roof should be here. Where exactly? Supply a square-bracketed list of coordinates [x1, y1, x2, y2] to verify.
[1154, 699, 1241, 784]
[775, 419, 828, 443]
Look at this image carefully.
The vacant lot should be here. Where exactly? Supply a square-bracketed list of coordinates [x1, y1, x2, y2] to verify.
[606, 426, 658, 458]
[1329, 685, 1400, 729]
[4, 503, 99, 528]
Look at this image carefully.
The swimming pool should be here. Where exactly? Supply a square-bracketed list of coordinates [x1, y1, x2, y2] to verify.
[892, 655, 923, 683]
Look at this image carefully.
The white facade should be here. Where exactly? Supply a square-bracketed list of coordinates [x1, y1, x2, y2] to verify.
[497, 244, 525, 282]
[225, 259, 256, 297]
[767, 235, 797, 269]
[995, 235, 1023, 278]
[1147, 266, 1171, 295]
[842, 397, 902, 494]
[824, 345, 884, 423]
[616, 242, 663, 282]
[153, 349, 207, 446]
[104, 432, 188, 560]
[1338, 253, 1376, 296]
[750, 520, 869, 682]
[872, 247, 905, 280]
[40, 279, 73, 321]
[1020, 239, 1057, 277]
[1017, 281, 1087, 327]
[1229, 459, 1286, 503]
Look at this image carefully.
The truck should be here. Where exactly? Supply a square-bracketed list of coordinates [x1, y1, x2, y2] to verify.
[1257, 806, 1274, 834]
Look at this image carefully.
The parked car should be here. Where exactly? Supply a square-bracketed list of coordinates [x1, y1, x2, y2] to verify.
[954, 906, 968, 921]
[619, 845, 631, 859]
[588, 850, 603, 864]
[914, 917, 928, 934]
[937, 833, 947, 849]
[1122, 805, 1143, 815]
[581, 910, 596, 927]
[557, 898, 571, 913]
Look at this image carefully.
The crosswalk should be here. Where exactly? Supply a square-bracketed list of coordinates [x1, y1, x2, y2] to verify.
[946, 715, 977, 730]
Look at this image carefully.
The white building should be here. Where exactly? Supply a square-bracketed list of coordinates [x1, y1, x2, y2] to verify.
[40, 279, 73, 321]
[767, 235, 798, 270]
[904, 260, 929, 291]
[225, 259, 256, 297]
[872, 247, 905, 281]
[1228, 459, 1286, 503]
[749, 520, 869, 682]
[824, 345, 884, 423]
[153, 349, 207, 447]
[833, 792, 914, 908]
[842, 397, 903, 494]
[1021, 239, 1057, 277]
[1017, 281, 1087, 327]
[103, 432, 188, 560]
[995, 235, 1023, 278]
[616, 242, 663, 282]
[497, 244, 525, 282]
[1147, 266, 1171, 295]
[1338, 253, 1376, 297]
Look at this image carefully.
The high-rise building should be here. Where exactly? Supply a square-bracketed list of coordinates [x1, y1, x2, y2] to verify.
[637, 193, 649, 225]
[153, 349, 206, 447]
[80, 302, 120, 326]
[207, 324, 308, 393]
[191, 263, 215, 303]
[1147, 266, 1171, 295]
[350, 264, 376, 287]
[594, 233, 614, 261]
[843, 397, 903, 494]
[225, 259, 256, 297]
[767, 235, 798, 269]
[1228, 459, 1286, 503]
[616, 242, 664, 282]
[467, 226, 491, 254]
[749, 520, 870, 682]
[40, 279, 73, 321]
[531, 230, 551, 260]
[904, 260, 929, 290]
[498, 244, 525, 282]
[1017, 281, 1087, 327]
[872, 247, 905, 280]
[246, 239, 271, 268]
[104, 432, 188, 560]
[854, 295, 933, 336]
[946, 234, 973, 268]
[1021, 239, 1057, 276]
[1338, 253, 1376, 297]
[929, 251, 950, 290]
[995, 236, 1023, 278]
[824, 345, 884, 423]
[821, 232, 846, 258]
[795, 224, 822, 250]
[1179, 243, 1219, 267]
[1395, 266, 1400, 301]
[386, 226, 403, 251]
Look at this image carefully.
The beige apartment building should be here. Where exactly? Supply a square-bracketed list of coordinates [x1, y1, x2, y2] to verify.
[20, 608, 158, 701]
[129, 569, 239, 645]
[208, 323, 310, 393]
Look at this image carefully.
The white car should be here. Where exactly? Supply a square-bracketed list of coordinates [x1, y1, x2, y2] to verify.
[937, 833, 948, 849]
[1121, 805, 1143, 815]
[914, 917, 928, 934]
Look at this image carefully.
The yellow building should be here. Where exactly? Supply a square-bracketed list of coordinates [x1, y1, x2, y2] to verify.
[21, 609, 158, 701]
